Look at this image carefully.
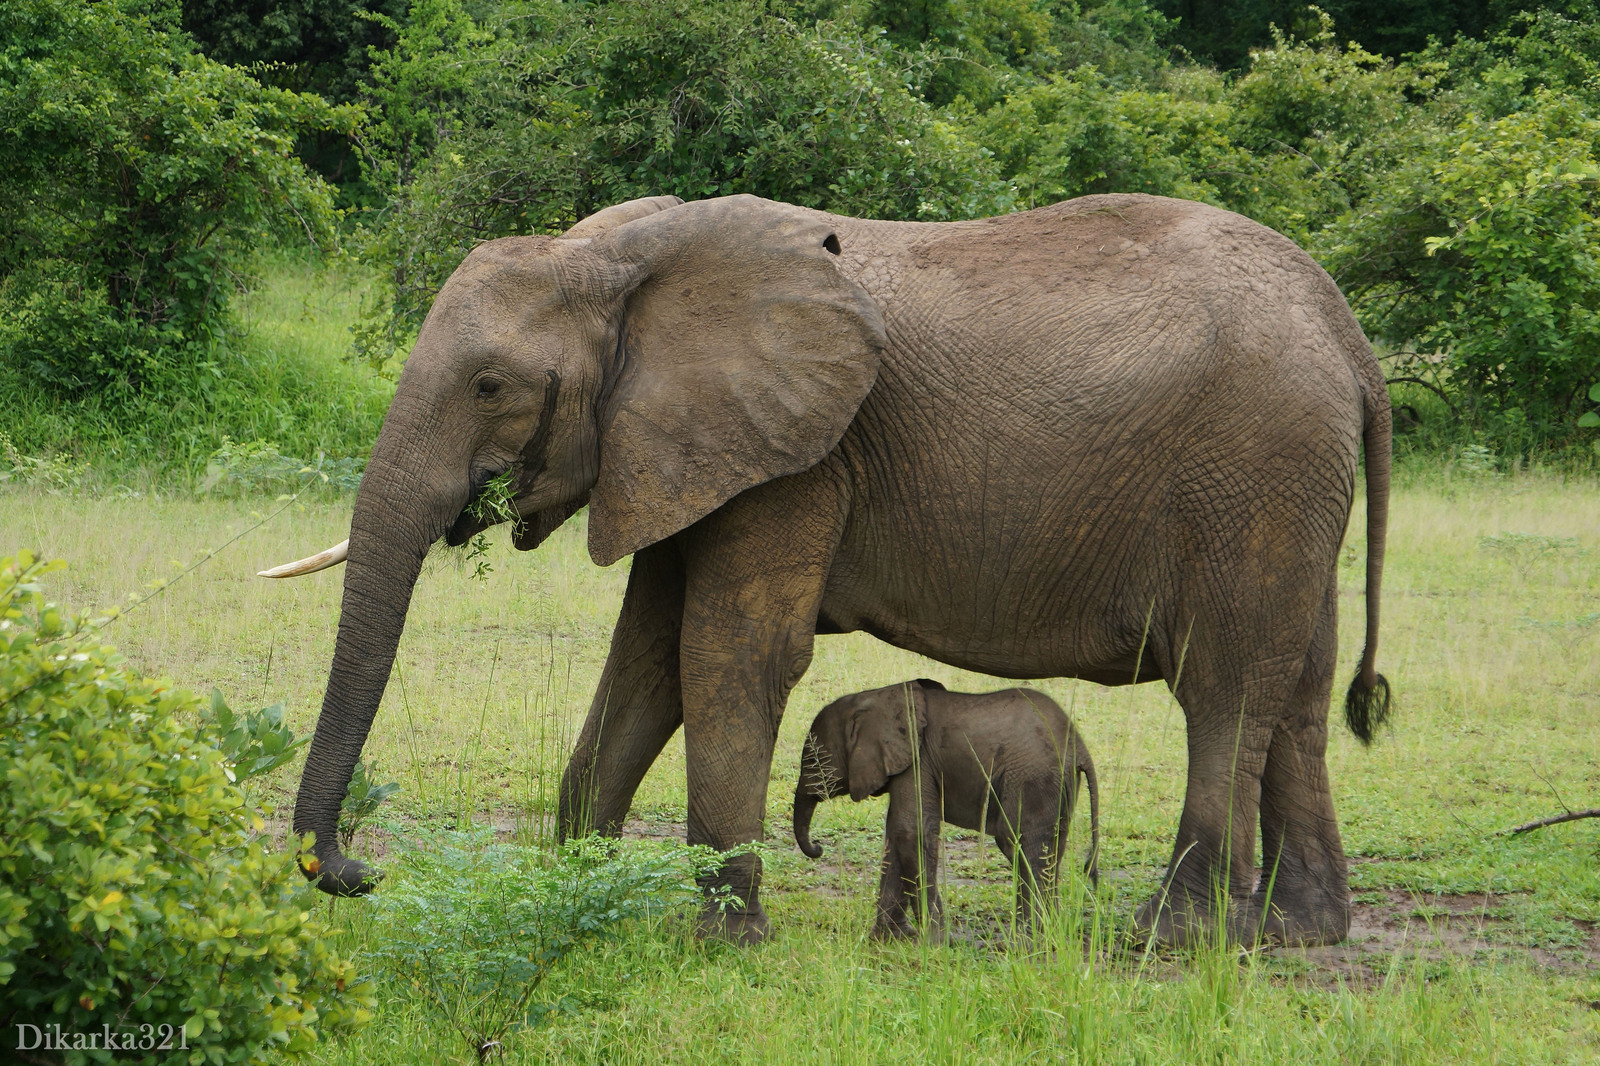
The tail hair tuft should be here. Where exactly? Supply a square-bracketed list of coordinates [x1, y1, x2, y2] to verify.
[1344, 668, 1392, 745]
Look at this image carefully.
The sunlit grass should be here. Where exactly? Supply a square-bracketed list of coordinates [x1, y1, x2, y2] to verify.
[6, 463, 1599, 1061]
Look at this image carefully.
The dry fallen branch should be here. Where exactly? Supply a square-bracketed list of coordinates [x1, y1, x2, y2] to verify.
[1506, 808, 1600, 835]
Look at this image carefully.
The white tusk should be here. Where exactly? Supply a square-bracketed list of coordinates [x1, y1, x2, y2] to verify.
[258, 539, 349, 579]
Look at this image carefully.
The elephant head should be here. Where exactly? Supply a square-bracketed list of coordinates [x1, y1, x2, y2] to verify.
[793, 679, 938, 859]
[268, 195, 886, 894]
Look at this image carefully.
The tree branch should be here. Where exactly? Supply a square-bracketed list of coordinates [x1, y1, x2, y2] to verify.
[1385, 375, 1460, 417]
[1505, 808, 1600, 835]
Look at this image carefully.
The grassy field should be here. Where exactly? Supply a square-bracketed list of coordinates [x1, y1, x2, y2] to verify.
[5, 265, 1600, 1062]
[6, 453, 1599, 1061]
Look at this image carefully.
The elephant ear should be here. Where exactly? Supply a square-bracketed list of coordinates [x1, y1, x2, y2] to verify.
[846, 684, 928, 802]
[584, 194, 885, 566]
[560, 195, 684, 240]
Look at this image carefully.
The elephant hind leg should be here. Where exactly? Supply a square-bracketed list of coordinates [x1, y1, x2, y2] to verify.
[558, 538, 685, 840]
[1255, 575, 1349, 945]
[1136, 614, 1308, 947]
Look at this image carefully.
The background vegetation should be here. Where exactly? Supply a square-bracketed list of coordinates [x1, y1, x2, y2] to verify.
[3, 0, 1600, 478]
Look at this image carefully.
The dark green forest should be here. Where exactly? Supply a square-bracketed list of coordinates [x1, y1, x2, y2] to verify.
[4, 0, 1600, 474]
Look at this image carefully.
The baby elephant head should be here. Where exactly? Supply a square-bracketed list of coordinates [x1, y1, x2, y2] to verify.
[792, 679, 942, 858]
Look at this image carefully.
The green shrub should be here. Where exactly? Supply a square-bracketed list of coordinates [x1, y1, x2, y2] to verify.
[0, 551, 373, 1063]
[972, 66, 1240, 209]
[369, 833, 725, 1062]
[0, 0, 355, 395]
[1319, 89, 1600, 427]
[357, 0, 1013, 352]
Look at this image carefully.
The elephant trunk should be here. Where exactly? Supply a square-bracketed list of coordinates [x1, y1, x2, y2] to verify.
[291, 399, 467, 894]
[794, 782, 823, 859]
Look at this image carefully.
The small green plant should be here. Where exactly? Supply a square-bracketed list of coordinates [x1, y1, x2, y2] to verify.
[461, 532, 495, 581]
[0, 430, 86, 492]
[0, 550, 372, 1060]
[200, 687, 310, 784]
[340, 758, 403, 852]
[1455, 444, 1499, 476]
[456, 471, 518, 581]
[370, 833, 730, 1063]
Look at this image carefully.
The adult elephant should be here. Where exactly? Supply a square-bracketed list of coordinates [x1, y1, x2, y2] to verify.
[265, 192, 1391, 947]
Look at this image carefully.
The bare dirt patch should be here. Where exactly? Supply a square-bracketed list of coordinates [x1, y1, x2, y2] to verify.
[1284, 889, 1600, 985]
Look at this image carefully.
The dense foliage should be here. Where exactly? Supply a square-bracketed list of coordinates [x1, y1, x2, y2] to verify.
[0, 0, 355, 398]
[0, 551, 373, 1062]
[1152, 0, 1588, 70]
[3, 0, 1600, 466]
[353, 0, 1017, 351]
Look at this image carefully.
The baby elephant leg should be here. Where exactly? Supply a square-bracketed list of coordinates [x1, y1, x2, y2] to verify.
[872, 772, 944, 941]
[995, 779, 1061, 934]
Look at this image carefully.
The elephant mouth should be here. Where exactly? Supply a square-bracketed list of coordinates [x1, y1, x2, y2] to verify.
[443, 466, 519, 547]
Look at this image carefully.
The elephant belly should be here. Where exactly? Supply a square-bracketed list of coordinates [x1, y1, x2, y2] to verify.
[815, 572, 1155, 685]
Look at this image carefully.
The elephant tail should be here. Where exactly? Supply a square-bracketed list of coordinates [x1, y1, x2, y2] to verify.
[1080, 757, 1100, 887]
[1344, 374, 1393, 745]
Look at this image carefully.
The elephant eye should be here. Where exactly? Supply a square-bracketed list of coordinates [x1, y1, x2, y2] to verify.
[476, 376, 503, 401]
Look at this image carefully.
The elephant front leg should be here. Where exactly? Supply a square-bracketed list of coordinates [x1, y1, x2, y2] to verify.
[872, 772, 944, 942]
[559, 539, 685, 839]
[674, 469, 848, 944]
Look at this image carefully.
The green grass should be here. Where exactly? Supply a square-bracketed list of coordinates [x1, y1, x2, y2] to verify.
[4, 261, 1599, 1062]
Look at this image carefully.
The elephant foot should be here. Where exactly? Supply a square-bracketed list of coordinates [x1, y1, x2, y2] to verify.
[870, 912, 946, 944]
[1133, 886, 1256, 948]
[870, 919, 915, 942]
[1252, 886, 1349, 946]
[695, 903, 770, 945]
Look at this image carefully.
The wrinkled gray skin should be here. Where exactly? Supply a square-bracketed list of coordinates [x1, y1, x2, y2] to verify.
[285, 191, 1390, 948]
[794, 679, 1101, 940]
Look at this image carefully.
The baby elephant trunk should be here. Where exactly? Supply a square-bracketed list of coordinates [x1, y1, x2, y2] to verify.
[793, 783, 824, 859]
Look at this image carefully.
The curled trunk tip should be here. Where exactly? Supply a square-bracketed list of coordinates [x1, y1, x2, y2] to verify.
[794, 785, 823, 859]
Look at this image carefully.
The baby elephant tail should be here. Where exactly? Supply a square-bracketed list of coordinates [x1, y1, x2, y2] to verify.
[1080, 757, 1100, 887]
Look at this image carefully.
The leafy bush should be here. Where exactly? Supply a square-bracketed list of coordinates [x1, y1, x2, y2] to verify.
[972, 67, 1239, 209]
[0, 0, 355, 395]
[1319, 89, 1600, 424]
[369, 833, 726, 1061]
[0, 551, 373, 1063]
[356, 0, 1013, 352]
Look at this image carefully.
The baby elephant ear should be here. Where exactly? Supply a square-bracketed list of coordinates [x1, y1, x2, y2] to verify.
[846, 684, 928, 802]
[584, 194, 885, 566]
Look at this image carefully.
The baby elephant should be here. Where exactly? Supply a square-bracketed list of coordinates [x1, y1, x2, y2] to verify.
[793, 679, 1099, 940]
